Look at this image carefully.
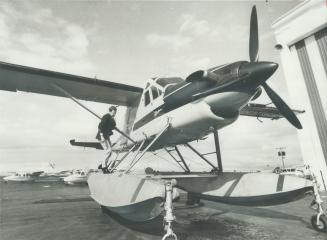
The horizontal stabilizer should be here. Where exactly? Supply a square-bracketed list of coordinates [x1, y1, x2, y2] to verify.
[240, 103, 304, 120]
[70, 140, 103, 150]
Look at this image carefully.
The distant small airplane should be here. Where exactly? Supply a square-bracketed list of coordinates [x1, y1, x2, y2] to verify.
[274, 165, 312, 179]
[3, 171, 44, 182]
[0, 5, 325, 239]
[63, 169, 89, 185]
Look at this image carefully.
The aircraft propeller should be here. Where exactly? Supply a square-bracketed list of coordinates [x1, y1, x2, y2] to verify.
[173, 6, 302, 129]
[249, 5, 259, 63]
[247, 5, 302, 129]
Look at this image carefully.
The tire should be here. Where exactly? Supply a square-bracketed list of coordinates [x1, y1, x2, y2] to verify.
[311, 214, 327, 233]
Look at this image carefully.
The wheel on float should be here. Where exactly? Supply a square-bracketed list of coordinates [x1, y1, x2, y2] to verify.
[162, 233, 177, 240]
[311, 214, 327, 233]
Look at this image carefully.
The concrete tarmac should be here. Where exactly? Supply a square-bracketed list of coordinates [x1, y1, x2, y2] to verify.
[0, 180, 326, 240]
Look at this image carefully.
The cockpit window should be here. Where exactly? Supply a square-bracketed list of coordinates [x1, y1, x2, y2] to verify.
[151, 86, 158, 100]
[215, 64, 232, 75]
[156, 77, 184, 87]
[144, 91, 150, 106]
[211, 61, 246, 76]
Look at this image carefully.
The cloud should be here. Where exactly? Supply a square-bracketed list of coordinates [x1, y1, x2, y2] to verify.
[146, 13, 212, 51]
[171, 56, 211, 73]
[146, 33, 192, 51]
[0, 15, 10, 47]
[0, 2, 94, 75]
[63, 25, 90, 59]
[145, 13, 223, 52]
[0, 2, 98, 153]
[179, 13, 247, 43]
[180, 14, 210, 36]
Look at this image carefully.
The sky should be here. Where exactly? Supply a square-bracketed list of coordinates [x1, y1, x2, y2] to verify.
[0, 0, 304, 173]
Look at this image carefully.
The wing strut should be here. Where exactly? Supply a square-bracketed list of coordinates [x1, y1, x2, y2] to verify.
[52, 83, 136, 144]
[125, 122, 171, 172]
[164, 147, 189, 172]
[185, 143, 219, 171]
[213, 130, 223, 172]
[174, 146, 190, 172]
[52, 83, 101, 119]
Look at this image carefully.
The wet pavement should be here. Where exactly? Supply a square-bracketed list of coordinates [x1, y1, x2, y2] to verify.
[0, 180, 326, 240]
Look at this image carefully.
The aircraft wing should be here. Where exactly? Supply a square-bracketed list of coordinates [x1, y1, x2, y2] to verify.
[240, 103, 305, 120]
[0, 61, 143, 106]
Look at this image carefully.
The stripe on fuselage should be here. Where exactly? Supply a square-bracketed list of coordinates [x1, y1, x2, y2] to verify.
[133, 105, 163, 131]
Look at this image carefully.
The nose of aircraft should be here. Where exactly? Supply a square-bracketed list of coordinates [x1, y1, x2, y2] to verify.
[239, 61, 278, 86]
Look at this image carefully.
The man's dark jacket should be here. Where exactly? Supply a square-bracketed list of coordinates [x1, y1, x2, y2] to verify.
[96, 114, 116, 140]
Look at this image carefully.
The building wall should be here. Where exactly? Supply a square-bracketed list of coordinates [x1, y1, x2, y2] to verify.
[272, 0, 327, 189]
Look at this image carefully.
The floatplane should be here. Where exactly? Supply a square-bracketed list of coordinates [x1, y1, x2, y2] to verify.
[2, 163, 70, 183]
[0, 5, 326, 238]
[63, 169, 92, 185]
[3, 171, 44, 182]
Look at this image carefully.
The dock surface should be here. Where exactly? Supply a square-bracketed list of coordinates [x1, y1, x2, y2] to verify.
[0, 181, 326, 240]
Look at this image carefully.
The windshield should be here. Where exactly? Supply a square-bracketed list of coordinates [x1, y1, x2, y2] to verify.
[156, 77, 184, 87]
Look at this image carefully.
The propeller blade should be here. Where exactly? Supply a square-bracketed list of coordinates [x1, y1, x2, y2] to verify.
[262, 83, 302, 129]
[249, 5, 259, 62]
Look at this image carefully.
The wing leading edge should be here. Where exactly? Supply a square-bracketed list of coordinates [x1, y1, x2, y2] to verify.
[0, 61, 143, 107]
[240, 103, 305, 120]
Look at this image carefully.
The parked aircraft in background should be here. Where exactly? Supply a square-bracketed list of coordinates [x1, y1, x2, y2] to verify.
[63, 169, 90, 185]
[3, 171, 44, 182]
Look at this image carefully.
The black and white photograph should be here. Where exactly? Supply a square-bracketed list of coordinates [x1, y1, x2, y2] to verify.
[0, 0, 327, 239]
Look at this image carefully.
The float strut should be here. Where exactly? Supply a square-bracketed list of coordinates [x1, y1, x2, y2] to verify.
[162, 181, 177, 240]
[213, 130, 223, 172]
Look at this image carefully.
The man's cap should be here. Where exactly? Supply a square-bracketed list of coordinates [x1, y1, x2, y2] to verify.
[109, 106, 117, 112]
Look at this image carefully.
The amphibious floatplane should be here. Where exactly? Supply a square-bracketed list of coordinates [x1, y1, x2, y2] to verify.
[63, 169, 89, 185]
[3, 171, 44, 182]
[0, 5, 326, 238]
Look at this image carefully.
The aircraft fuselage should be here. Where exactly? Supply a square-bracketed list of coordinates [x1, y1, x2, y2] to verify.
[119, 60, 277, 150]
[130, 91, 254, 149]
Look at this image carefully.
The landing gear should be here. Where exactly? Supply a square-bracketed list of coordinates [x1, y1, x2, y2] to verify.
[311, 214, 327, 232]
[162, 181, 178, 240]
[309, 169, 327, 233]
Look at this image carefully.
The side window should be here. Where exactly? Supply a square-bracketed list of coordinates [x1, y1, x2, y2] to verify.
[151, 86, 158, 100]
[144, 91, 150, 106]
[158, 89, 162, 96]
